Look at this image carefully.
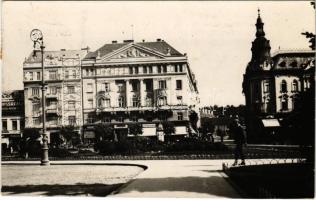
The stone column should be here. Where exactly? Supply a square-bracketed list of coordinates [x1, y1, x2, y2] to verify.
[140, 79, 145, 107]
[111, 81, 117, 107]
[126, 80, 131, 107]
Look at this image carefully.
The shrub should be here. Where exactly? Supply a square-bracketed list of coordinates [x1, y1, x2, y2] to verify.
[129, 123, 143, 136]
[49, 148, 72, 157]
[162, 121, 175, 135]
[164, 137, 229, 153]
[95, 123, 114, 142]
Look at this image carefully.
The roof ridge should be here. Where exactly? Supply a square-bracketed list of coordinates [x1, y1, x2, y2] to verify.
[272, 48, 315, 56]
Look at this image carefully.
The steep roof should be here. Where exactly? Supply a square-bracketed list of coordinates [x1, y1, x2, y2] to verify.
[84, 40, 183, 59]
[24, 49, 88, 63]
[271, 49, 315, 70]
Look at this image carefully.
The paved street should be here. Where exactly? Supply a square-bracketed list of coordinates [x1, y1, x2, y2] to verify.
[2, 160, 240, 198]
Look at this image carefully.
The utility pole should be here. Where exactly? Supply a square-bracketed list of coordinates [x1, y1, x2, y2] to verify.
[30, 29, 50, 166]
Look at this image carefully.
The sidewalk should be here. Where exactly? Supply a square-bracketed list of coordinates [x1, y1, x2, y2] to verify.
[2, 160, 241, 198]
[109, 160, 241, 198]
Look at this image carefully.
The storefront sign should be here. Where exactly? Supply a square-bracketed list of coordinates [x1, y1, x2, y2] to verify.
[142, 124, 156, 128]
[84, 131, 95, 138]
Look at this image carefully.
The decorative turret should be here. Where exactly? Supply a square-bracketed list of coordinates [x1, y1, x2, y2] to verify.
[247, 9, 272, 72]
[255, 9, 265, 37]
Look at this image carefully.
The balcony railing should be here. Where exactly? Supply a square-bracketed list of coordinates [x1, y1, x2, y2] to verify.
[47, 74, 62, 81]
[96, 104, 188, 112]
[46, 93, 59, 99]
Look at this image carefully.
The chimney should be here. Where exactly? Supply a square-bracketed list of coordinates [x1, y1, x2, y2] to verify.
[81, 46, 90, 53]
[112, 40, 118, 44]
[123, 39, 134, 43]
[156, 38, 162, 42]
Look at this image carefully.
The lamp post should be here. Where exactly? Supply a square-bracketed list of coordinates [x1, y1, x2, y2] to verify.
[30, 29, 50, 166]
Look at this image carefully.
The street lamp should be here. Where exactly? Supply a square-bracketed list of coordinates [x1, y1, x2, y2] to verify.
[30, 29, 50, 166]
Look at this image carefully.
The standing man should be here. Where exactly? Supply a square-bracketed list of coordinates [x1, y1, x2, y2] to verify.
[232, 117, 247, 166]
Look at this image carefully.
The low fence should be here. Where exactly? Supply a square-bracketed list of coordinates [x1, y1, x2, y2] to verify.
[222, 158, 309, 198]
[2, 151, 304, 161]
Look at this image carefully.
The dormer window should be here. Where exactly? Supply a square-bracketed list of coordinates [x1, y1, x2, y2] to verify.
[290, 61, 298, 68]
[279, 61, 286, 68]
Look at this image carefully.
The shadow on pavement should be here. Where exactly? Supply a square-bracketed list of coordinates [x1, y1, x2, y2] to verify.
[2, 183, 123, 196]
[118, 176, 240, 198]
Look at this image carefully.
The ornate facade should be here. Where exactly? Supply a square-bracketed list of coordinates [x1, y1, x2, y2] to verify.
[23, 49, 88, 134]
[242, 11, 315, 143]
[2, 90, 24, 150]
[81, 39, 199, 141]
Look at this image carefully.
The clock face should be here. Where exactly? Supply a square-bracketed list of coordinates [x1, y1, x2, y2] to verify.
[30, 29, 43, 41]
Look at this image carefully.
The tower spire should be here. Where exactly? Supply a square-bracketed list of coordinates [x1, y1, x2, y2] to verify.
[256, 8, 265, 37]
[248, 8, 272, 70]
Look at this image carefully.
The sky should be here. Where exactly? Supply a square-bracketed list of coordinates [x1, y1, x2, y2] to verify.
[2, 1, 315, 106]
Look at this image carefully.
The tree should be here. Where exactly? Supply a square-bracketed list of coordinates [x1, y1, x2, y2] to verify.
[301, 2, 315, 50]
[129, 123, 143, 137]
[50, 132, 63, 148]
[162, 121, 175, 135]
[60, 125, 77, 147]
[95, 123, 114, 142]
[200, 120, 215, 142]
[20, 128, 41, 158]
[189, 110, 199, 134]
[217, 129, 224, 143]
[281, 80, 314, 162]
[23, 128, 41, 140]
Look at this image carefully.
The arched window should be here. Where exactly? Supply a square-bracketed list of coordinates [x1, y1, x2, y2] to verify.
[98, 97, 105, 108]
[292, 80, 298, 92]
[281, 80, 287, 93]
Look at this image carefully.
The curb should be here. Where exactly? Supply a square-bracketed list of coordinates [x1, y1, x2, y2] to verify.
[219, 169, 249, 198]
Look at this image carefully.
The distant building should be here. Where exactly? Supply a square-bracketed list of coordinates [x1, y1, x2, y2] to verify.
[81, 39, 199, 142]
[242, 11, 315, 143]
[23, 49, 88, 136]
[2, 90, 24, 151]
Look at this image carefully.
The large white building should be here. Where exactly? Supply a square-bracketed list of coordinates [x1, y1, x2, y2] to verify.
[23, 39, 199, 142]
[81, 39, 199, 141]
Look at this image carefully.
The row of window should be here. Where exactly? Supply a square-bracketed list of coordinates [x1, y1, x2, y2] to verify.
[2, 119, 18, 131]
[24, 70, 79, 81]
[29, 85, 77, 97]
[32, 116, 77, 126]
[280, 80, 299, 93]
[83, 64, 185, 77]
[86, 112, 184, 124]
[262, 80, 299, 93]
[88, 95, 184, 109]
[86, 80, 182, 93]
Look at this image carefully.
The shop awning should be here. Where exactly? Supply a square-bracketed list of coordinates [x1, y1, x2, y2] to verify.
[262, 119, 280, 127]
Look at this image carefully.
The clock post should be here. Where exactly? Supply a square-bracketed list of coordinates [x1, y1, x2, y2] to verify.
[30, 29, 50, 166]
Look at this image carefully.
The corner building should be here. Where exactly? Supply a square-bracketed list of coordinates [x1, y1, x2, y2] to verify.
[242, 11, 315, 143]
[23, 49, 88, 135]
[81, 39, 199, 141]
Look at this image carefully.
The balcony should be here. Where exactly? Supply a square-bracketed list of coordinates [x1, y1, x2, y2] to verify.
[46, 93, 59, 99]
[47, 74, 62, 81]
[46, 106, 61, 116]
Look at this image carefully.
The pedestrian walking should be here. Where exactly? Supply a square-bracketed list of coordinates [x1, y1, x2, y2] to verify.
[232, 117, 247, 166]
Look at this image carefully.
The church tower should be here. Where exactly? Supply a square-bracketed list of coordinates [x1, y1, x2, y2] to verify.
[242, 9, 275, 143]
[247, 9, 272, 72]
